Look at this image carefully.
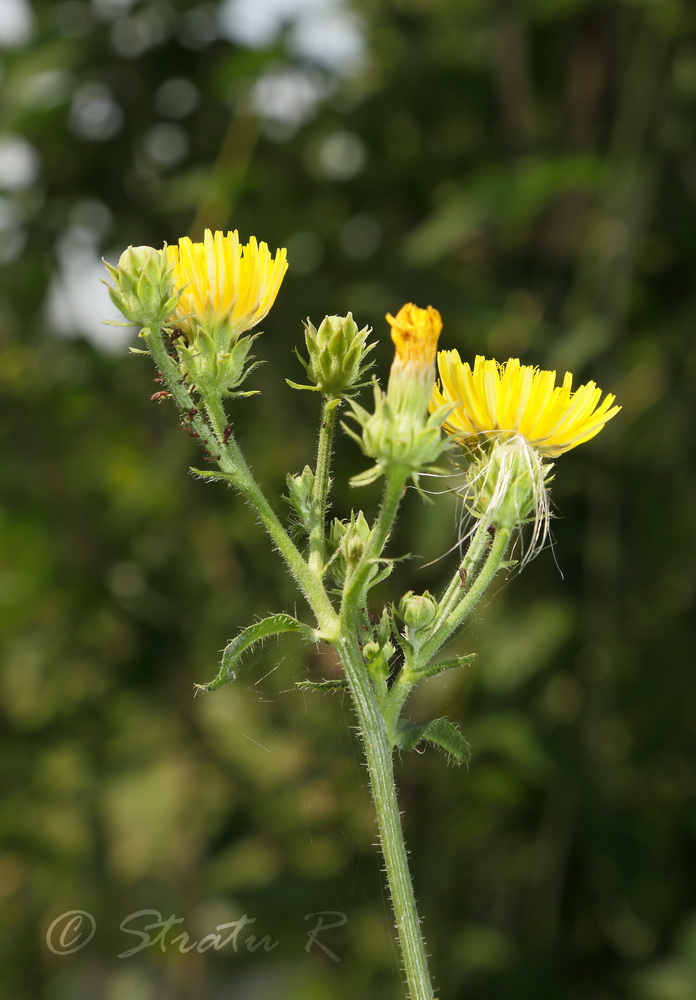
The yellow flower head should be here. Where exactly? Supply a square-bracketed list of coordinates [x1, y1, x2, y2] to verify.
[164, 229, 288, 336]
[386, 303, 442, 366]
[432, 352, 620, 458]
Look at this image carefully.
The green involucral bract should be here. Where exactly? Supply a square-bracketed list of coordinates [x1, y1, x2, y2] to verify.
[175, 327, 260, 397]
[344, 386, 452, 486]
[103, 246, 179, 331]
[289, 313, 376, 397]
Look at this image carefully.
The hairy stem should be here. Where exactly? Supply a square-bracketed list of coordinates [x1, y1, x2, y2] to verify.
[148, 332, 337, 634]
[417, 519, 513, 667]
[308, 396, 338, 575]
[335, 466, 434, 997]
[337, 632, 435, 1000]
[342, 467, 407, 633]
[436, 516, 497, 622]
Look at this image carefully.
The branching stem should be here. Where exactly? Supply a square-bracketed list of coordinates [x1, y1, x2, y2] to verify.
[148, 330, 515, 1000]
[417, 519, 513, 667]
[147, 331, 337, 634]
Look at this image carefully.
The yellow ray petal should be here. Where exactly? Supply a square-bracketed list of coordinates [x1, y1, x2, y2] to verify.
[431, 353, 620, 457]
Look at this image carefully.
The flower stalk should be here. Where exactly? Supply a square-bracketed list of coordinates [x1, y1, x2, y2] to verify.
[336, 631, 436, 1000]
[308, 395, 339, 576]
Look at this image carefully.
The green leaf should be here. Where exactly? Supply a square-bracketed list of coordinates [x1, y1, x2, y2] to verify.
[189, 467, 238, 483]
[375, 607, 392, 647]
[295, 679, 348, 692]
[285, 378, 322, 392]
[195, 614, 314, 692]
[394, 717, 472, 764]
[410, 653, 477, 681]
[369, 559, 395, 589]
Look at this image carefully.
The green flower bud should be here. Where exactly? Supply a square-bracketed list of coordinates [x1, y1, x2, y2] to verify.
[363, 641, 380, 662]
[399, 591, 438, 632]
[283, 465, 315, 538]
[290, 313, 375, 397]
[284, 465, 315, 528]
[104, 246, 178, 330]
[374, 607, 392, 647]
[362, 638, 395, 685]
[341, 305, 453, 486]
[329, 511, 372, 586]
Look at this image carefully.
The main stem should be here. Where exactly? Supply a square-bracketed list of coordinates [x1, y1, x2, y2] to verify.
[337, 632, 435, 1000]
[339, 506, 514, 1000]
[336, 467, 434, 999]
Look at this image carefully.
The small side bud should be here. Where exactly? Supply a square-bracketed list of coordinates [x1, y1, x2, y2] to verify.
[290, 313, 375, 397]
[399, 591, 438, 633]
[329, 511, 372, 586]
[375, 607, 392, 647]
[362, 637, 395, 685]
[363, 641, 380, 662]
[284, 466, 316, 536]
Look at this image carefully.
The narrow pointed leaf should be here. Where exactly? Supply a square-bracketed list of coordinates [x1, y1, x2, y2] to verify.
[189, 467, 238, 483]
[196, 614, 314, 692]
[394, 717, 472, 764]
[421, 718, 472, 763]
[285, 379, 322, 392]
[411, 653, 477, 681]
[295, 679, 349, 692]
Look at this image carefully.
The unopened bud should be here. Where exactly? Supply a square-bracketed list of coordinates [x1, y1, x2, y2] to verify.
[292, 313, 375, 397]
[284, 465, 315, 535]
[104, 245, 178, 330]
[363, 641, 380, 662]
[386, 303, 442, 417]
[400, 591, 438, 632]
[344, 305, 451, 486]
[329, 511, 372, 586]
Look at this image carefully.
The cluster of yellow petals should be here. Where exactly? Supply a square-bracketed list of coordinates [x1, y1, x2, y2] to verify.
[432, 352, 620, 458]
[165, 229, 288, 334]
[386, 303, 442, 366]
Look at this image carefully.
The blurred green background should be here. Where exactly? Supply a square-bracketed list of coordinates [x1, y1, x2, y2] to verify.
[1, 0, 695, 998]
